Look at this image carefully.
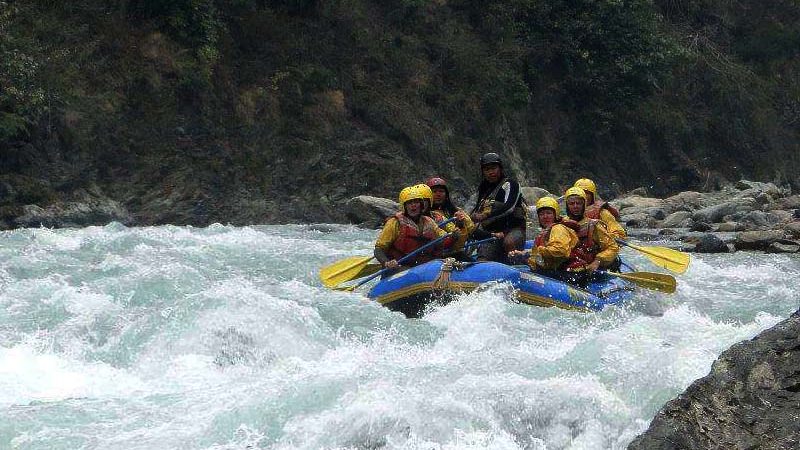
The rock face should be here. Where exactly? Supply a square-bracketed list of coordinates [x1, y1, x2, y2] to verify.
[10, 187, 133, 229]
[628, 309, 800, 450]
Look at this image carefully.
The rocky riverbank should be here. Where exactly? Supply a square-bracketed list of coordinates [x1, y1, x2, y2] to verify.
[613, 180, 800, 254]
[346, 179, 800, 254]
[5, 177, 799, 258]
[628, 309, 800, 450]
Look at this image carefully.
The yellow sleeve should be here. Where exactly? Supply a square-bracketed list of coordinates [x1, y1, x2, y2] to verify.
[451, 210, 474, 250]
[460, 211, 476, 235]
[593, 222, 620, 266]
[442, 221, 459, 233]
[374, 218, 400, 251]
[538, 224, 577, 259]
[600, 209, 627, 240]
[434, 224, 448, 238]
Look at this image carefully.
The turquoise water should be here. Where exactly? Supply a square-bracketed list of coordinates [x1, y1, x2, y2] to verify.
[1, 223, 798, 449]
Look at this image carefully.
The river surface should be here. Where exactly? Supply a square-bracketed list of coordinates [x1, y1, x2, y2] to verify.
[1, 223, 798, 449]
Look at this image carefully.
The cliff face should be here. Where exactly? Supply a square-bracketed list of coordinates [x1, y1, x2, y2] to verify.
[628, 309, 800, 450]
[1, 1, 799, 228]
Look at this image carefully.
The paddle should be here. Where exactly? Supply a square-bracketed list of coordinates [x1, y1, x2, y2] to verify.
[442, 236, 498, 257]
[616, 239, 690, 274]
[319, 217, 457, 288]
[599, 270, 677, 294]
[334, 231, 457, 291]
[320, 255, 375, 288]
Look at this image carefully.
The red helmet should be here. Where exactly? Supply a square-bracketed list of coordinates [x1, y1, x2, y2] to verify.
[426, 177, 447, 188]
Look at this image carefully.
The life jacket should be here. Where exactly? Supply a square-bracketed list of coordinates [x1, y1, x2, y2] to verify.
[387, 212, 442, 264]
[534, 219, 581, 269]
[476, 178, 527, 231]
[431, 209, 449, 222]
[566, 219, 601, 270]
[585, 201, 620, 221]
[533, 217, 579, 246]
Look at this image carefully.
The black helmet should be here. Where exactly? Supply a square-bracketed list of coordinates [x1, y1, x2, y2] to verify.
[480, 152, 502, 166]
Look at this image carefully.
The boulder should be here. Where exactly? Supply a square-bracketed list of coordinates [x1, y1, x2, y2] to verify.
[345, 195, 398, 228]
[784, 222, 800, 239]
[690, 221, 712, 232]
[771, 194, 800, 211]
[733, 230, 787, 251]
[692, 198, 756, 224]
[766, 210, 793, 225]
[663, 191, 711, 212]
[621, 212, 657, 228]
[733, 179, 783, 198]
[627, 187, 650, 197]
[520, 186, 553, 205]
[660, 211, 692, 228]
[693, 234, 729, 253]
[766, 241, 800, 253]
[628, 310, 800, 450]
[715, 222, 745, 232]
[739, 210, 769, 229]
[615, 195, 666, 211]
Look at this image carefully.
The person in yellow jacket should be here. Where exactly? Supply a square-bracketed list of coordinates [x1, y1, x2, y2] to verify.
[509, 196, 578, 271]
[374, 186, 453, 269]
[573, 178, 627, 240]
[563, 186, 619, 273]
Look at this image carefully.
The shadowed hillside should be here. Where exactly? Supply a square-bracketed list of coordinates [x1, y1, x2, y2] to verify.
[1, 0, 798, 226]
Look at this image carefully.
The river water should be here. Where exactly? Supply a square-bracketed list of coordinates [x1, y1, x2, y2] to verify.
[1, 223, 798, 450]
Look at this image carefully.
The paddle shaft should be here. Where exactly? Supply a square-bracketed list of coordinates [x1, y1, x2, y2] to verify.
[349, 231, 456, 290]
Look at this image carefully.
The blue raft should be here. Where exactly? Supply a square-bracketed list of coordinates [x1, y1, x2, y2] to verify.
[367, 259, 636, 317]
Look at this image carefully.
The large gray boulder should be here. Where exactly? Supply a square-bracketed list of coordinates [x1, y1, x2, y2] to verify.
[733, 230, 787, 251]
[345, 195, 398, 228]
[663, 191, 712, 212]
[784, 222, 800, 239]
[692, 198, 756, 224]
[660, 211, 692, 228]
[628, 310, 800, 450]
[616, 195, 666, 211]
[520, 186, 553, 205]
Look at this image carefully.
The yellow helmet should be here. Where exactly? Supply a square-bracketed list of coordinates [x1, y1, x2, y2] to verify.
[414, 183, 433, 202]
[574, 178, 597, 197]
[564, 186, 587, 202]
[535, 197, 561, 215]
[399, 186, 425, 205]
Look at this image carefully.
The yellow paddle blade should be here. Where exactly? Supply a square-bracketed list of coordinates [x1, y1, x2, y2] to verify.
[610, 271, 677, 294]
[625, 242, 690, 274]
[355, 263, 383, 279]
[319, 256, 374, 288]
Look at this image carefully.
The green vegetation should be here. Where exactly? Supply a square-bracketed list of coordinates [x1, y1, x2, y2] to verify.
[1, 0, 798, 225]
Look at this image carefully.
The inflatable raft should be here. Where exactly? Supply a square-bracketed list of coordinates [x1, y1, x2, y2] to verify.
[367, 259, 636, 317]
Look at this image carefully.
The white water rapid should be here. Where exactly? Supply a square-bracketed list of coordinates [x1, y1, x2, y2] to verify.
[1, 223, 798, 449]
